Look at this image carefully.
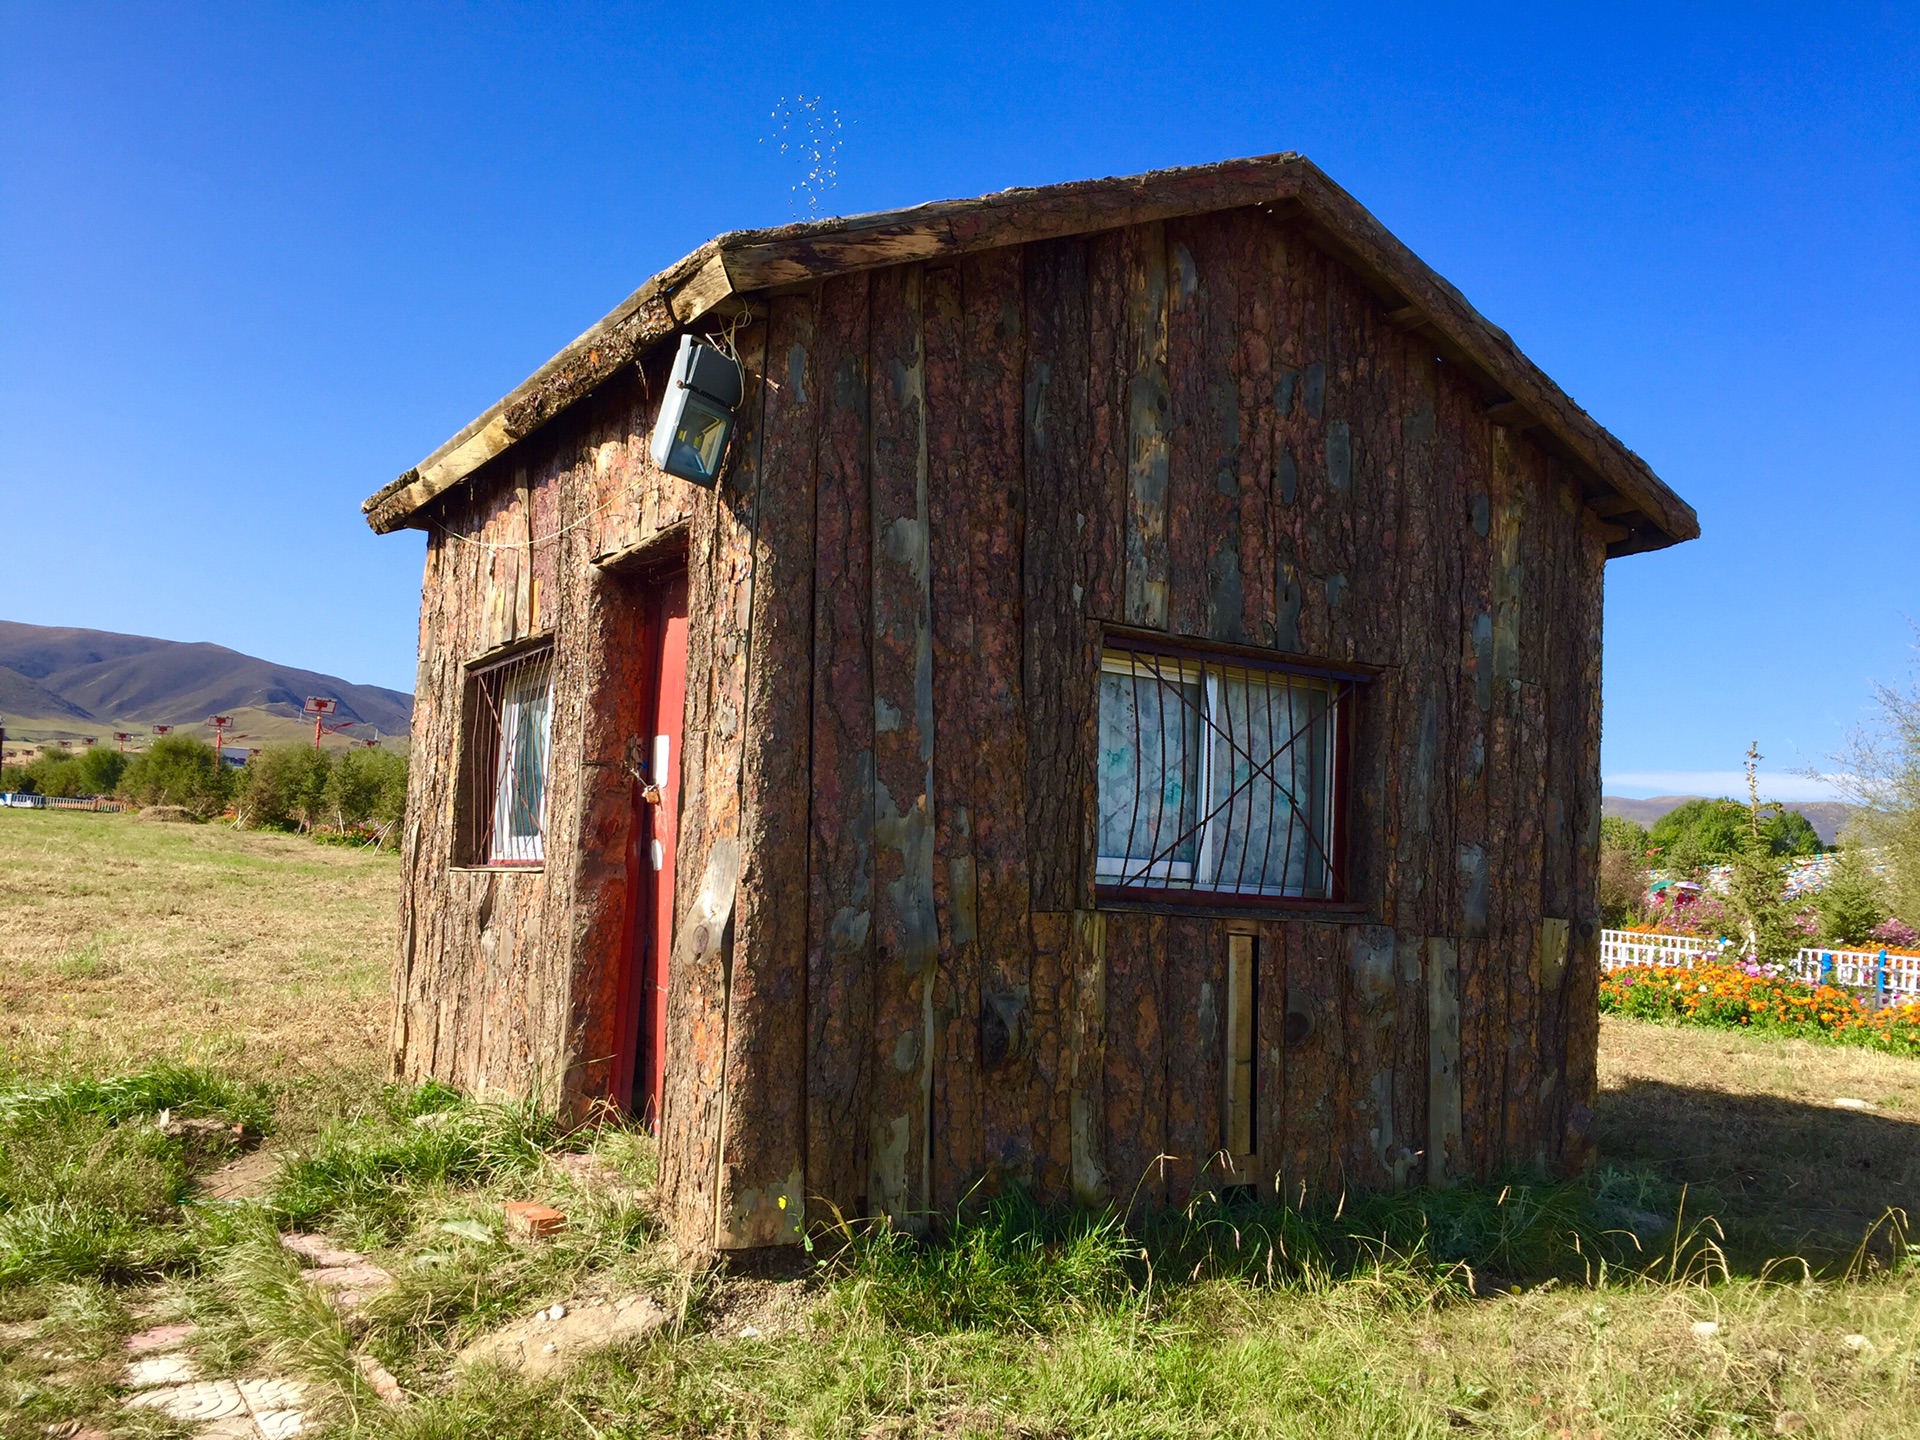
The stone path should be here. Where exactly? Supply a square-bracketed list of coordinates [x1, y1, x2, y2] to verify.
[120, 1326, 309, 1438]
[114, 1235, 405, 1436]
[280, 1232, 394, 1310]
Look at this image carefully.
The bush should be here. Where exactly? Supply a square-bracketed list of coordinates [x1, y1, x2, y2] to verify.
[1599, 817, 1651, 927]
[0, 746, 128, 798]
[234, 743, 407, 839]
[118, 735, 231, 816]
[234, 743, 332, 831]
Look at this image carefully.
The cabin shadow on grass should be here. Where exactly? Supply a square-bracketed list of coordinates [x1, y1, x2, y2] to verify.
[1594, 1075, 1920, 1268]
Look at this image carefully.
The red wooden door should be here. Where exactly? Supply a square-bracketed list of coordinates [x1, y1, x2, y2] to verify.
[633, 571, 689, 1124]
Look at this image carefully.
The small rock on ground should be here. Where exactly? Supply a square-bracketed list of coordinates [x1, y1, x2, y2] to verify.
[457, 1295, 668, 1381]
[356, 1353, 406, 1405]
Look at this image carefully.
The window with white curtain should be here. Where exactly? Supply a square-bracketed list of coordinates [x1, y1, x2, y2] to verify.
[459, 645, 555, 867]
[1094, 643, 1348, 901]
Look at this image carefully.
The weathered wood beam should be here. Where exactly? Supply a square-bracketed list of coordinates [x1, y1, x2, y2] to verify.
[1483, 399, 1540, 429]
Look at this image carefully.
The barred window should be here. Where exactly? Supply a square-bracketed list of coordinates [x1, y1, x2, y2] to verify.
[458, 644, 555, 867]
[1094, 642, 1351, 902]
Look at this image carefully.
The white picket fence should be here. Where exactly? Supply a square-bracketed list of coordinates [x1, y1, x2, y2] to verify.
[1600, 929, 1920, 1006]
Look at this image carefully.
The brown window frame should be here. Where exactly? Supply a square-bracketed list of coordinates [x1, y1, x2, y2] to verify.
[454, 639, 557, 870]
[1091, 631, 1361, 911]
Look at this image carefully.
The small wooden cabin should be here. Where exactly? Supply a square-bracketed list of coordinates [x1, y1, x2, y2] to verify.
[364, 155, 1697, 1252]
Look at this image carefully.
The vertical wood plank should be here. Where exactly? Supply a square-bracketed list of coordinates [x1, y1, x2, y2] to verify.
[1023, 237, 1099, 914]
[717, 298, 817, 1246]
[1102, 910, 1165, 1210]
[867, 264, 938, 1227]
[1426, 936, 1464, 1186]
[1225, 933, 1255, 1160]
[924, 263, 984, 1215]
[1122, 222, 1171, 630]
[959, 248, 1036, 1187]
[1161, 916, 1225, 1198]
[805, 272, 876, 1217]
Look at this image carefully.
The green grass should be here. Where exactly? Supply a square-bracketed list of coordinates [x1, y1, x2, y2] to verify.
[8, 814, 1920, 1437]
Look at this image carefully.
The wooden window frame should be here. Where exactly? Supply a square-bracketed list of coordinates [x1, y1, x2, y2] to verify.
[1092, 630, 1363, 913]
[453, 638, 556, 871]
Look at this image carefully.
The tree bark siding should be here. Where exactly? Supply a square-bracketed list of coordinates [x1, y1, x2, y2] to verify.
[392, 202, 1615, 1246]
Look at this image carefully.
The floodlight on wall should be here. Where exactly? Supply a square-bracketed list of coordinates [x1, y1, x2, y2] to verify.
[650, 334, 744, 486]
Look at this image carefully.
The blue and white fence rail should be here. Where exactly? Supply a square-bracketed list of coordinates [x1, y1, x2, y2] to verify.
[1600, 928, 1920, 1007]
[1, 793, 123, 812]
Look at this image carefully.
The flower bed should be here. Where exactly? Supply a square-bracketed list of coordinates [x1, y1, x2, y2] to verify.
[1600, 962, 1920, 1056]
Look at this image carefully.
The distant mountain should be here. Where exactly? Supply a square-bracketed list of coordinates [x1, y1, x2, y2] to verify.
[0, 621, 412, 742]
[1603, 794, 1856, 846]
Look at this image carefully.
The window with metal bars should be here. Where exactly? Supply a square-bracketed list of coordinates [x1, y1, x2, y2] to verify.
[1094, 640, 1353, 903]
[457, 644, 555, 867]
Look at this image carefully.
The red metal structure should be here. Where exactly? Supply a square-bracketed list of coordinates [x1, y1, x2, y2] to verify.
[207, 715, 233, 757]
[304, 696, 355, 750]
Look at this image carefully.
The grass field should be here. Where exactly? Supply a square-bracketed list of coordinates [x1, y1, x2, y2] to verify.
[3, 809, 1919, 1438]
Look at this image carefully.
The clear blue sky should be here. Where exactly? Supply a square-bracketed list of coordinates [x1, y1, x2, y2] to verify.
[3, 3, 1914, 800]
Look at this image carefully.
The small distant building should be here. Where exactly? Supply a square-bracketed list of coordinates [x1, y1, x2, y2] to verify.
[362, 155, 1698, 1251]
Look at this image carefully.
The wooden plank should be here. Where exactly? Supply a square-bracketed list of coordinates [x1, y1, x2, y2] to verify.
[1160, 916, 1224, 1199]
[805, 271, 876, 1218]
[923, 263, 985, 1215]
[1225, 932, 1256, 1160]
[716, 298, 816, 1247]
[1280, 920, 1344, 1201]
[866, 264, 937, 1228]
[1067, 909, 1109, 1206]
[1102, 910, 1165, 1211]
[1023, 237, 1098, 914]
[1165, 216, 1248, 642]
[958, 247, 1036, 1188]
[1426, 936, 1464, 1185]
[1122, 222, 1171, 629]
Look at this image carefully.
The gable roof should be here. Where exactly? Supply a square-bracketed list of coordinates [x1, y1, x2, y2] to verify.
[362, 153, 1697, 556]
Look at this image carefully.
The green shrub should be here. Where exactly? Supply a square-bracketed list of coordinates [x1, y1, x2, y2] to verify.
[0, 746, 128, 798]
[119, 735, 231, 815]
[234, 743, 331, 830]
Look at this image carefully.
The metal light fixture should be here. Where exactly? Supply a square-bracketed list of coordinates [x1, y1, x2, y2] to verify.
[650, 334, 743, 486]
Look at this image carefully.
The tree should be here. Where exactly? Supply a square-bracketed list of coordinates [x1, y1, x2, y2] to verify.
[119, 735, 231, 816]
[319, 748, 408, 834]
[1649, 796, 1822, 875]
[1813, 847, 1886, 947]
[1723, 744, 1800, 964]
[1831, 654, 1920, 934]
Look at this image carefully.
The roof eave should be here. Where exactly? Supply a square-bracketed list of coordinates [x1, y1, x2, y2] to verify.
[363, 154, 1698, 554]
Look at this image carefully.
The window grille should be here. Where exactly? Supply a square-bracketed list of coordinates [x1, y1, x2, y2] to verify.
[459, 644, 555, 867]
[1094, 641, 1352, 903]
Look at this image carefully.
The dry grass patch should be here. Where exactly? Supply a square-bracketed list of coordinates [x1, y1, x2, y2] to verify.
[1597, 1015, 1920, 1260]
[0, 810, 395, 1081]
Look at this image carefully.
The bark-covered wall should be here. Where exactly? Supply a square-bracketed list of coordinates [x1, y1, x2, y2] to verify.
[390, 354, 702, 1109]
[394, 199, 1610, 1253]
[683, 205, 1610, 1246]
